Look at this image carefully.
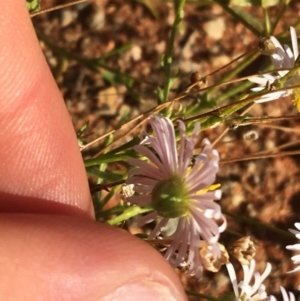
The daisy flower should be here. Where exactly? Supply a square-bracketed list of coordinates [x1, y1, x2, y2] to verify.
[126, 115, 226, 277]
[286, 222, 300, 273]
[249, 26, 299, 104]
[268, 287, 296, 301]
[226, 259, 272, 301]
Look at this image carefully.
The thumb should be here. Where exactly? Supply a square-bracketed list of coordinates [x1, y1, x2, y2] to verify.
[0, 214, 187, 301]
[0, 0, 92, 215]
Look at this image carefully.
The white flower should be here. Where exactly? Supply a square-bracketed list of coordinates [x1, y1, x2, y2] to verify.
[268, 287, 296, 301]
[286, 222, 300, 273]
[126, 115, 226, 277]
[226, 259, 272, 301]
[249, 27, 299, 103]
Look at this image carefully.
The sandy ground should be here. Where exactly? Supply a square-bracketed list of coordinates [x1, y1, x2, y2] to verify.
[31, 0, 300, 298]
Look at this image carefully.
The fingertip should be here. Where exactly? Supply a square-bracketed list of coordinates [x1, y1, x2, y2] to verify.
[0, 0, 91, 213]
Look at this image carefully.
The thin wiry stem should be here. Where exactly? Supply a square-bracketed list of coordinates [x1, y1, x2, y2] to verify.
[30, 0, 88, 17]
[162, 0, 186, 102]
[223, 210, 295, 239]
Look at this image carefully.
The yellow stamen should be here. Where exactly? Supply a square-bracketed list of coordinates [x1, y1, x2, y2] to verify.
[197, 183, 221, 195]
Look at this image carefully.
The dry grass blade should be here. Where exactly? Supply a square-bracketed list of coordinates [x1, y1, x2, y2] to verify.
[30, 0, 89, 17]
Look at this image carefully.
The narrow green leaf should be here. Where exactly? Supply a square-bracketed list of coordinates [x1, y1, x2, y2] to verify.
[27, 0, 40, 13]
[213, 0, 263, 35]
[157, 86, 165, 103]
[76, 121, 89, 138]
[160, 54, 165, 68]
[107, 206, 153, 225]
[87, 168, 124, 182]
[99, 43, 132, 60]
[85, 151, 136, 167]
[230, 0, 279, 6]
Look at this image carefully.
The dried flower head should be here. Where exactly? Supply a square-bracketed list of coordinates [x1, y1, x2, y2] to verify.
[258, 36, 277, 56]
[126, 115, 226, 277]
[230, 236, 256, 265]
[200, 242, 229, 273]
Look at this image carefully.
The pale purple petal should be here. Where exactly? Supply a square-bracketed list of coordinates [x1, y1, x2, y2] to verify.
[128, 195, 152, 206]
[132, 145, 169, 176]
[149, 217, 169, 239]
[127, 176, 157, 186]
[136, 211, 158, 226]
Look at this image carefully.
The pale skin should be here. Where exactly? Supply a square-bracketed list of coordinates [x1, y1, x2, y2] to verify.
[0, 1, 187, 300]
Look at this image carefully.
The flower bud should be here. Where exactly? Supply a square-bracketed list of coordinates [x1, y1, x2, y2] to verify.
[258, 37, 276, 55]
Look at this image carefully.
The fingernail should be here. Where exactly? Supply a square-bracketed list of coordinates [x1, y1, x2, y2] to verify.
[101, 280, 185, 301]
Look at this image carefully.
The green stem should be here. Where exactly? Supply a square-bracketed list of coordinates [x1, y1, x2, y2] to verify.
[105, 137, 141, 155]
[185, 290, 220, 301]
[162, 0, 186, 102]
[214, 80, 253, 105]
[206, 50, 260, 102]
[85, 151, 136, 167]
[107, 206, 153, 226]
[37, 32, 139, 84]
[262, 6, 271, 36]
[270, 0, 288, 34]
[212, 0, 261, 36]
[223, 209, 295, 239]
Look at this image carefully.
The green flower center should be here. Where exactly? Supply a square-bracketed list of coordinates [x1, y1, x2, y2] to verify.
[152, 176, 191, 218]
